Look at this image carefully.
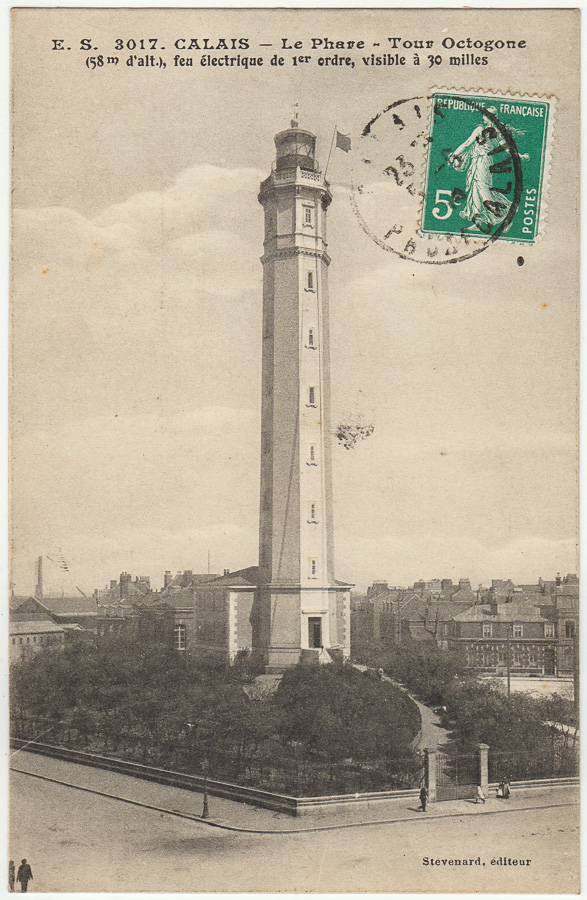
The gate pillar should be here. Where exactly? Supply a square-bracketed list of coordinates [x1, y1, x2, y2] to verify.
[424, 748, 437, 802]
[478, 743, 489, 794]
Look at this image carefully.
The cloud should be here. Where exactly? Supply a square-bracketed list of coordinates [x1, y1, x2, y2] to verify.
[11, 160, 578, 595]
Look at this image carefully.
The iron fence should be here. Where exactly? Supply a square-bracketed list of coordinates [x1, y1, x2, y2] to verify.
[488, 745, 579, 783]
[10, 713, 424, 796]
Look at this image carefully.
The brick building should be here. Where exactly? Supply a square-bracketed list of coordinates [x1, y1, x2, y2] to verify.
[448, 597, 557, 674]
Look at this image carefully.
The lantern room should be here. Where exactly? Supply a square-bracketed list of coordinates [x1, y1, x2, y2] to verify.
[274, 121, 318, 172]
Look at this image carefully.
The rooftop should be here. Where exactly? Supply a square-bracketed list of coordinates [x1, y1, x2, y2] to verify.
[10, 620, 65, 635]
[454, 602, 547, 623]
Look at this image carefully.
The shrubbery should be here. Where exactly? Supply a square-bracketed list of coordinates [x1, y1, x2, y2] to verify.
[11, 636, 422, 795]
[353, 639, 467, 706]
[352, 638, 578, 781]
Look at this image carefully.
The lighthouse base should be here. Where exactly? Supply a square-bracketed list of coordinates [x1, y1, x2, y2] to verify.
[254, 583, 352, 673]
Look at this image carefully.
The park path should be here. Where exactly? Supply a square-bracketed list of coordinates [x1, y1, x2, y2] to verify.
[353, 664, 451, 751]
[413, 695, 450, 750]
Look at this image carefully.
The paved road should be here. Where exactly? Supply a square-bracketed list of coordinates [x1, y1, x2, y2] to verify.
[482, 675, 574, 700]
[10, 752, 579, 893]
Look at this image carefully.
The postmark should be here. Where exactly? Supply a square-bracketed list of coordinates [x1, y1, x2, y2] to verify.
[351, 89, 555, 264]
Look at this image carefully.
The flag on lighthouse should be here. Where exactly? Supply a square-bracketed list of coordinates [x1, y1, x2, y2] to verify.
[336, 130, 352, 152]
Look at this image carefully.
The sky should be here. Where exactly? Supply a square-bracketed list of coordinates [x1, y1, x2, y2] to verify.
[11, 8, 579, 594]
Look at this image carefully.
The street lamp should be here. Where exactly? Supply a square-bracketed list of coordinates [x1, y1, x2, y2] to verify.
[201, 758, 210, 819]
[506, 623, 511, 698]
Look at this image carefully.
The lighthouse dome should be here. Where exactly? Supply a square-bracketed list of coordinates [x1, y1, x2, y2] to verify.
[274, 123, 317, 173]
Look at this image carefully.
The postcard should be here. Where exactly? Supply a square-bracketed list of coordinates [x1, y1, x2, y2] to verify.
[9, 7, 579, 893]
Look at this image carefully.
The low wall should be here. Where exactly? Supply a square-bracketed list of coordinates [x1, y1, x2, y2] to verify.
[11, 739, 419, 816]
[12, 740, 577, 817]
[11, 739, 298, 815]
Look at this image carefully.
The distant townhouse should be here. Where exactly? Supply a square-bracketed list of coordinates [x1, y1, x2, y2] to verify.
[352, 582, 477, 650]
[94, 572, 154, 636]
[538, 574, 579, 676]
[447, 596, 557, 674]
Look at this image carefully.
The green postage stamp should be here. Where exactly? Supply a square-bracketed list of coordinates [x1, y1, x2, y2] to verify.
[420, 89, 555, 244]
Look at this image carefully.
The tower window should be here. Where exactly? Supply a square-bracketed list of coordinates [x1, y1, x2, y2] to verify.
[513, 624, 523, 638]
[174, 624, 186, 651]
[307, 328, 316, 349]
[309, 502, 318, 522]
[566, 621, 575, 639]
[545, 623, 554, 638]
[304, 206, 313, 226]
[308, 386, 316, 406]
[309, 444, 316, 463]
[306, 271, 315, 291]
[309, 558, 317, 577]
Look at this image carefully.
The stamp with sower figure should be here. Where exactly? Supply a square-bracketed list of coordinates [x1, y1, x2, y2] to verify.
[352, 88, 555, 264]
[421, 90, 555, 245]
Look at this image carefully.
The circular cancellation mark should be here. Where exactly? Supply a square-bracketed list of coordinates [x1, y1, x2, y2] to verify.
[350, 95, 523, 265]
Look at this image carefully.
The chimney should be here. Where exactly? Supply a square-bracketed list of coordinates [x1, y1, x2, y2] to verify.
[488, 588, 498, 617]
[224, 568, 230, 576]
[110, 580, 117, 590]
[34, 556, 43, 600]
[164, 571, 172, 588]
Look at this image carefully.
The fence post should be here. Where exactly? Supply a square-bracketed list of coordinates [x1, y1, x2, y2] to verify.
[424, 748, 437, 802]
[478, 743, 489, 794]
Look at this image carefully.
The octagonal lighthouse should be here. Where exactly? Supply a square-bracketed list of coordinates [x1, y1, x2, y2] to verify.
[256, 121, 351, 672]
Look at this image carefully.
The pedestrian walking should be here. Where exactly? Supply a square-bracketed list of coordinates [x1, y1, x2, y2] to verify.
[419, 785, 428, 812]
[16, 860, 32, 893]
[503, 779, 511, 799]
[476, 785, 486, 804]
[9, 860, 15, 892]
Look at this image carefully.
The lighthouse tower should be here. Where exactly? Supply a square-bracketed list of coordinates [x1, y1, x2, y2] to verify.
[256, 121, 351, 672]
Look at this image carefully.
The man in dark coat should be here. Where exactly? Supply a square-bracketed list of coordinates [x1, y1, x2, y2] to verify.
[419, 785, 428, 812]
[16, 860, 32, 892]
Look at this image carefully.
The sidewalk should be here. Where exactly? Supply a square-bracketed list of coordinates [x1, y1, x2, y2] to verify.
[11, 749, 578, 835]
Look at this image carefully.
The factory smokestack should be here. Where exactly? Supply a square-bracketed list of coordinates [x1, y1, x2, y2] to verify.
[34, 555, 43, 600]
